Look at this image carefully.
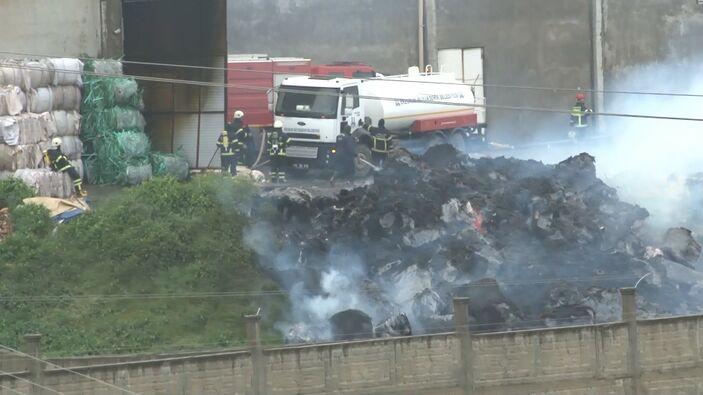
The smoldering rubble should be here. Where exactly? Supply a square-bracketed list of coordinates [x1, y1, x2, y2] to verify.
[248, 145, 703, 343]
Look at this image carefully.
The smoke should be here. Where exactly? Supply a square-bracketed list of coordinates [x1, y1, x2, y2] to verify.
[244, 222, 393, 340]
[482, 55, 703, 241]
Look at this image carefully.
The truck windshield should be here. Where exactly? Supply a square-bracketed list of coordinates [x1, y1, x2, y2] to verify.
[275, 87, 339, 119]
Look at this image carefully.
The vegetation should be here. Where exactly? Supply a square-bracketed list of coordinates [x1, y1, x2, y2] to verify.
[0, 176, 284, 356]
[0, 177, 36, 209]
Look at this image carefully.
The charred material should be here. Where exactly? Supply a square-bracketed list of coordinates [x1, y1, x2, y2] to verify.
[250, 145, 703, 341]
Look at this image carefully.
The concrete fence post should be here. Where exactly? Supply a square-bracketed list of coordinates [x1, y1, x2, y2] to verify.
[245, 314, 265, 395]
[453, 297, 473, 395]
[23, 334, 44, 395]
[620, 288, 641, 395]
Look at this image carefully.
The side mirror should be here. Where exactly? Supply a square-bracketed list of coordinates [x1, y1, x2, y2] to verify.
[267, 89, 274, 111]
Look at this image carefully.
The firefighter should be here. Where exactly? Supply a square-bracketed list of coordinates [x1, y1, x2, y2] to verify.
[569, 92, 593, 140]
[330, 123, 356, 186]
[370, 118, 392, 165]
[44, 137, 86, 197]
[216, 130, 238, 176]
[267, 121, 290, 183]
[227, 110, 252, 167]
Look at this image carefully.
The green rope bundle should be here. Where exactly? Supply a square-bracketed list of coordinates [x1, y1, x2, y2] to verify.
[91, 130, 151, 184]
[150, 152, 190, 181]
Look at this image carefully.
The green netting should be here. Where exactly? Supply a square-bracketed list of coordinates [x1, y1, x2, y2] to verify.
[81, 106, 146, 141]
[150, 152, 190, 181]
[82, 77, 143, 111]
[92, 130, 152, 185]
[83, 59, 123, 75]
[97, 129, 151, 160]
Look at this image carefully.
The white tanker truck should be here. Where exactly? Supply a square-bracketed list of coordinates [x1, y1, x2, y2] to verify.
[274, 67, 486, 173]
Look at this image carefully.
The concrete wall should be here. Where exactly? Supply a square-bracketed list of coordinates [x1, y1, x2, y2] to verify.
[227, 0, 594, 143]
[227, 0, 419, 75]
[7, 312, 703, 394]
[434, 0, 593, 143]
[602, 0, 703, 88]
[0, 0, 123, 58]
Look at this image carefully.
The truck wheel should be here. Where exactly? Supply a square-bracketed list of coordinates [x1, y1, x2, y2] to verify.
[448, 129, 466, 152]
[355, 144, 373, 177]
[427, 132, 446, 149]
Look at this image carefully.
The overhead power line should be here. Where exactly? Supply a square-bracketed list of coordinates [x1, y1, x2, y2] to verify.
[2, 61, 702, 123]
[0, 344, 140, 395]
[2, 49, 703, 99]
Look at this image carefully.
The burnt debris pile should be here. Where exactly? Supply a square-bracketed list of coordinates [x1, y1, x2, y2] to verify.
[250, 145, 703, 343]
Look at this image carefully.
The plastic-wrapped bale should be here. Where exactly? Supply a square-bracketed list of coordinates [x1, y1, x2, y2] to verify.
[0, 86, 26, 116]
[0, 144, 43, 171]
[48, 111, 81, 137]
[108, 78, 142, 109]
[81, 107, 146, 140]
[84, 59, 123, 75]
[82, 77, 141, 110]
[112, 107, 145, 131]
[47, 58, 84, 87]
[0, 60, 24, 88]
[150, 152, 190, 180]
[13, 168, 72, 198]
[96, 129, 150, 161]
[0, 116, 19, 146]
[51, 86, 82, 111]
[58, 136, 83, 160]
[27, 86, 82, 113]
[124, 162, 152, 186]
[21, 60, 54, 90]
[15, 113, 48, 145]
[26, 87, 53, 113]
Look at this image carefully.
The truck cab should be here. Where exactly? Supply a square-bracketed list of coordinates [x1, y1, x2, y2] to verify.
[274, 76, 364, 168]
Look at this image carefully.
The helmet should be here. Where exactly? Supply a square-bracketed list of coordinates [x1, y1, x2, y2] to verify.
[273, 120, 283, 129]
[221, 130, 228, 136]
[234, 110, 244, 119]
[576, 92, 586, 101]
[51, 137, 62, 147]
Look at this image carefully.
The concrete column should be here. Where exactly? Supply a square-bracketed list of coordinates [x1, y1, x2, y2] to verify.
[424, 0, 438, 69]
[418, 0, 425, 69]
[245, 314, 265, 395]
[99, 0, 124, 58]
[620, 288, 641, 395]
[453, 298, 473, 395]
[591, 0, 605, 132]
[23, 334, 44, 395]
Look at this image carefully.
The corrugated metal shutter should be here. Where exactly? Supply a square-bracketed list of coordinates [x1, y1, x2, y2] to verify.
[201, 56, 225, 112]
[173, 114, 199, 167]
[198, 113, 224, 168]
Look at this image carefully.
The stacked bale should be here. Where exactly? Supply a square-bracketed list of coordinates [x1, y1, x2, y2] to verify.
[0, 58, 84, 198]
[81, 59, 154, 185]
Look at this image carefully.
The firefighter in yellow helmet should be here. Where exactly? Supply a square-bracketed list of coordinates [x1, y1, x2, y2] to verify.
[267, 121, 290, 183]
[43, 137, 86, 197]
[216, 130, 238, 176]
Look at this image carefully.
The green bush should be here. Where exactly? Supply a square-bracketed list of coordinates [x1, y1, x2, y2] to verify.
[0, 175, 284, 356]
[10, 204, 53, 237]
[0, 178, 35, 209]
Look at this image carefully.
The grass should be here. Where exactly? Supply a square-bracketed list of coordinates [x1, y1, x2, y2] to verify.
[0, 175, 285, 356]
